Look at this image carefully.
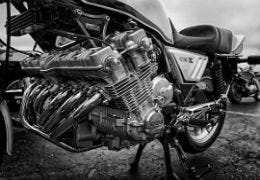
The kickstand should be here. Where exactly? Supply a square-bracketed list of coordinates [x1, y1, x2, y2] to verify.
[170, 138, 212, 180]
[159, 137, 182, 180]
[129, 139, 181, 180]
[129, 143, 147, 171]
[129, 135, 211, 180]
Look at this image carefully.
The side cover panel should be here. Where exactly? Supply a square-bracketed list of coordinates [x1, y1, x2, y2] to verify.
[167, 47, 208, 83]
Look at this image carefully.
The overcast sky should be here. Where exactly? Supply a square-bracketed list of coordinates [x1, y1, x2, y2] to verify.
[0, 0, 260, 54]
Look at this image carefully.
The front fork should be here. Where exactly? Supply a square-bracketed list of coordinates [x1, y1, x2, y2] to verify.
[0, 100, 13, 156]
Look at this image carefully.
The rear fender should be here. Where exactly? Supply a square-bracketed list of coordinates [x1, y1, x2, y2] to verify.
[0, 100, 13, 155]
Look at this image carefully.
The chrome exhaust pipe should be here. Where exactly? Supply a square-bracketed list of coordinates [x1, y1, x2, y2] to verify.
[37, 89, 71, 126]
[25, 84, 45, 123]
[20, 84, 103, 152]
[21, 82, 38, 126]
[50, 93, 102, 139]
[33, 86, 50, 118]
[33, 84, 58, 117]
[20, 95, 102, 152]
[43, 91, 86, 133]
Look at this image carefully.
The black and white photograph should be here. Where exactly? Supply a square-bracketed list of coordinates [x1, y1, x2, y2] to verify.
[0, 0, 260, 179]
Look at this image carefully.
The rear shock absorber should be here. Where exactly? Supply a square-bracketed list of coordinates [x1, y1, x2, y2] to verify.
[211, 59, 225, 98]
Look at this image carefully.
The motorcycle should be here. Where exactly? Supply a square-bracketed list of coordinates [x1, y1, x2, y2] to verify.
[0, 0, 260, 179]
[228, 65, 260, 104]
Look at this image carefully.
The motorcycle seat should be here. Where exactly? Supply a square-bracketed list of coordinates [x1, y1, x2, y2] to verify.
[174, 25, 233, 54]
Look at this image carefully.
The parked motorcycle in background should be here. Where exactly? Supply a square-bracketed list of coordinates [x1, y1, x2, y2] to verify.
[228, 65, 260, 104]
[1, 0, 260, 179]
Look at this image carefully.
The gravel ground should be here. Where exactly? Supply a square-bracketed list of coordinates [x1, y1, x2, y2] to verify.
[0, 107, 260, 180]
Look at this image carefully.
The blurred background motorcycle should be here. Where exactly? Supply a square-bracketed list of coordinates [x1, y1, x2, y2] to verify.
[228, 63, 260, 104]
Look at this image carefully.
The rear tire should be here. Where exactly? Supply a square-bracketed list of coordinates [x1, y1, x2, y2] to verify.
[178, 76, 226, 154]
[228, 82, 242, 104]
[178, 103, 226, 153]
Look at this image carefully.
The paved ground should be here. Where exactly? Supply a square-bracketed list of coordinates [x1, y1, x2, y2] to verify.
[0, 98, 260, 180]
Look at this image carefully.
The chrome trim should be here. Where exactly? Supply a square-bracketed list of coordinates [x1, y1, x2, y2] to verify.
[5, 89, 23, 93]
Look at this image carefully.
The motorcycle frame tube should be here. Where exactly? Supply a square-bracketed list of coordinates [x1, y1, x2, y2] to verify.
[0, 100, 13, 155]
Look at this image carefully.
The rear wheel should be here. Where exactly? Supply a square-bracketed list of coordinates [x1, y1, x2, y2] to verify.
[178, 77, 226, 153]
[228, 82, 242, 104]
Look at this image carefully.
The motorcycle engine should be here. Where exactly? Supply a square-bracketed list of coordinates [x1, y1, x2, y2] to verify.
[20, 29, 173, 150]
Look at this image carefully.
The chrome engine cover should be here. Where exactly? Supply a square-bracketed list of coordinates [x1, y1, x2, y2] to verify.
[20, 29, 166, 149]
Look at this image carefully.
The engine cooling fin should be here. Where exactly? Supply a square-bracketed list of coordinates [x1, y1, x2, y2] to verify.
[105, 63, 153, 111]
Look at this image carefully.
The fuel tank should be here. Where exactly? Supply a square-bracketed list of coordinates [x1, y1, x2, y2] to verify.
[80, 0, 173, 44]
